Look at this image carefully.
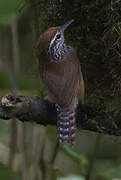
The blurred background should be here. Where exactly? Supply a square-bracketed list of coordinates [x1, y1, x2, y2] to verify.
[0, 0, 121, 180]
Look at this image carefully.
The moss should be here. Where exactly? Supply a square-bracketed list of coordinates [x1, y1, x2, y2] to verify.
[28, 0, 121, 103]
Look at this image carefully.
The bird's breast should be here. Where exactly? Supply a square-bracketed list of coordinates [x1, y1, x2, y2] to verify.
[40, 54, 81, 107]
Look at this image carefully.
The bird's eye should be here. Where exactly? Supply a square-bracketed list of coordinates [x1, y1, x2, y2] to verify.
[56, 34, 61, 39]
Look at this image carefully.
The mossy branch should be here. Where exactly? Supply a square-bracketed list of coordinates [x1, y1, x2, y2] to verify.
[0, 94, 121, 136]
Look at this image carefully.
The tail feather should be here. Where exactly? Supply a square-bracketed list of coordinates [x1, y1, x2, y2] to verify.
[56, 106, 76, 146]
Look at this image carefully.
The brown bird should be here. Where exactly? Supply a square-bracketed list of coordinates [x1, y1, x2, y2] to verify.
[35, 20, 84, 145]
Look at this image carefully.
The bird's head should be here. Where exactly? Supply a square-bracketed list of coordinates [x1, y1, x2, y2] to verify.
[35, 20, 74, 62]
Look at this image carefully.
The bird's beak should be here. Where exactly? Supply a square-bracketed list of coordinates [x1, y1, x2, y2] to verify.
[61, 19, 74, 33]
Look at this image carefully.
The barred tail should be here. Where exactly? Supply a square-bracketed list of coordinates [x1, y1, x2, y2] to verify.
[56, 106, 76, 146]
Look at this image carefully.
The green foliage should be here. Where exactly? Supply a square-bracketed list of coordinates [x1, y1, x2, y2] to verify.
[0, 0, 26, 25]
[101, 165, 121, 180]
[61, 144, 88, 174]
[0, 163, 21, 180]
[0, 73, 11, 90]
[0, 163, 9, 179]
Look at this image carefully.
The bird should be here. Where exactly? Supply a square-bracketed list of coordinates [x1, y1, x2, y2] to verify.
[35, 20, 84, 146]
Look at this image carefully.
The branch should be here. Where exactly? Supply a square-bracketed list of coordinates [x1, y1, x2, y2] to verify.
[0, 94, 121, 136]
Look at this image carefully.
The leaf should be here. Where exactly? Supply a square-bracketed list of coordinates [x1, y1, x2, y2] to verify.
[60, 144, 88, 167]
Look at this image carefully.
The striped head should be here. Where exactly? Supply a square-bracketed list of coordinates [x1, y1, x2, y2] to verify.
[36, 20, 74, 63]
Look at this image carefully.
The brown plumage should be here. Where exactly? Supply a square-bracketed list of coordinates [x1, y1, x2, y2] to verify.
[35, 20, 84, 145]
